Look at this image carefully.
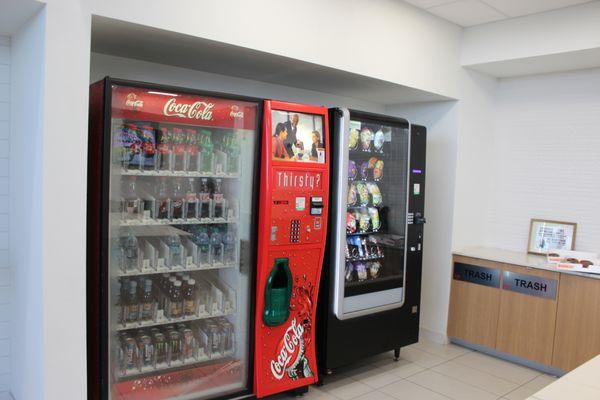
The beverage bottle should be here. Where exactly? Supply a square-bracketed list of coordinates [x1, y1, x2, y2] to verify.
[200, 130, 214, 173]
[170, 179, 184, 220]
[122, 176, 140, 220]
[137, 330, 154, 367]
[170, 280, 183, 319]
[156, 127, 173, 171]
[152, 328, 167, 365]
[166, 235, 182, 267]
[183, 278, 197, 316]
[210, 229, 223, 265]
[212, 178, 226, 220]
[140, 279, 155, 321]
[227, 133, 241, 174]
[222, 231, 236, 264]
[172, 127, 186, 171]
[122, 234, 139, 272]
[194, 228, 211, 265]
[263, 259, 292, 326]
[198, 178, 211, 219]
[140, 125, 157, 170]
[184, 178, 198, 220]
[119, 123, 140, 170]
[155, 177, 170, 220]
[118, 278, 129, 324]
[126, 280, 140, 323]
[185, 128, 199, 171]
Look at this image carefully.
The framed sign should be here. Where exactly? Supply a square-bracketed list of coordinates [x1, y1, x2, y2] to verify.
[528, 219, 577, 255]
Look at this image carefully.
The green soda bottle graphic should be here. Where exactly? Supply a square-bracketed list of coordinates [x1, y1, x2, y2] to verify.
[228, 133, 241, 174]
[263, 258, 292, 327]
[201, 130, 214, 173]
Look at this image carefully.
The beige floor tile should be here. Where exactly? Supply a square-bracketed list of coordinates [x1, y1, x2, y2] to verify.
[523, 374, 557, 391]
[407, 370, 497, 400]
[268, 386, 338, 400]
[320, 376, 373, 400]
[351, 390, 398, 400]
[379, 379, 451, 400]
[534, 379, 600, 400]
[504, 384, 542, 400]
[394, 346, 447, 368]
[432, 360, 519, 396]
[340, 364, 404, 389]
[410, 339, 472, 360]
[452, 351, 540, 384]
[371, 358, 426, 379]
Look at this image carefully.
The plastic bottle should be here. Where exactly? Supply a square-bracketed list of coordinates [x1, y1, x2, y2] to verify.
[201, 130, 214, 173]
[166, 235, 182, 267]
[140, 279, 155, 321]
[199, 178, 211, 219]
[170, 280, 183, 319]
[212, 178, 225, 220]
[183, 278, 197, 316]
[185, 128, 199, 171]
[122, 176, 140, 220]
[172, 127, 186, 171]
[210, 229, 223, 264]
[170, 179, 184, 220]
[185, 178, 198, 220]
[126, 280, 140, 323]
[122, 234, 138, 272]
[222, 231, 236, 264]
[156, 177, 170, 220]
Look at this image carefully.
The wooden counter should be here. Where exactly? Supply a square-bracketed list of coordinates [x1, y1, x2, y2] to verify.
[449, 247, 600, 374]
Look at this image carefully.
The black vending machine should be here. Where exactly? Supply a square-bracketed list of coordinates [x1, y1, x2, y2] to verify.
[317, 108, 426, 375]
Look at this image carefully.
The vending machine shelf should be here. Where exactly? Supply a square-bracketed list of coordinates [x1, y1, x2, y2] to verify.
[119, 218, 238, 227]
[120, 169, 241, 179]
[116, 309, 235, 331]
[117, 262, 237, 277]
[117, 350, 236, 380]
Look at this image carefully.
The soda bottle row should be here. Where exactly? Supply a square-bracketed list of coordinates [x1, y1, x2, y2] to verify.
[120, 176, 237, 223]
[117, 317, 235, 375]
[117, 227, 238, 273]
[117, 272, 236, 326]
[113, 123, 241, 175]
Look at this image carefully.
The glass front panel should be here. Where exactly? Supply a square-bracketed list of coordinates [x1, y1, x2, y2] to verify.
[107, 84, 258, 399]
[344, 117, 409, 297]
[270, 110, 325, 163]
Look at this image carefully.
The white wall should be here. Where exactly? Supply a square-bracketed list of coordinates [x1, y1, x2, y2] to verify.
[481, 68, 600, 253]
[90, 0, 463, 99]
[0, 35, 10, 400]
[10, 8, 45, 400]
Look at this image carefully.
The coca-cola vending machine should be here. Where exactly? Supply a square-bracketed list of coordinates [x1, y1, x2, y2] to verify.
[253, 101, 330, 398]
[87, 77, 263, 400]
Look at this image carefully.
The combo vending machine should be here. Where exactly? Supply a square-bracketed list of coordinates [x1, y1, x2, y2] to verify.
[87, 78, 329, 400]
[87, 78, 263, 400]
[317, 109, 426, 375]
[253, 101, 329, 398]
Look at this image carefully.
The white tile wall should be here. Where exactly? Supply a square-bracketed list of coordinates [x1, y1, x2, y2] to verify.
[0, 35, 9, 400]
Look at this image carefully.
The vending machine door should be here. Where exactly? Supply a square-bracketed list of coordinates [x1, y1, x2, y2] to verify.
[88, 78, 261, 400]
[253, 100, 329, 398]
[331, 109, 410, 320]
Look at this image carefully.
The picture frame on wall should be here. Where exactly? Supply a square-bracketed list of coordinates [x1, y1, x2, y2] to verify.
[527, 219, 577, 255]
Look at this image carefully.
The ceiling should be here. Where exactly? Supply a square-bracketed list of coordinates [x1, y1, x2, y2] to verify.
[0, 0, 42, 36]
[404, 0, 595, 27]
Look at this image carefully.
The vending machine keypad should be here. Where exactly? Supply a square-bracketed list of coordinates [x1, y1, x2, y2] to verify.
[290, 220, 301, 243]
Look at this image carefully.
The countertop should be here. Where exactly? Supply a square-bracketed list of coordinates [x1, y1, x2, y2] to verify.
[453, 246, 600, 280]
[528, 354, 600, 399]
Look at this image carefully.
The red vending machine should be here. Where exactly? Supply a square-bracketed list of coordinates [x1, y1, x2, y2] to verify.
[253, 101, 330, 398]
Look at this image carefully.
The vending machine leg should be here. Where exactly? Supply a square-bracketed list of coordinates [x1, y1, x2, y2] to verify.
[394, 348, 401, 361]
[289, 386, 309, 397]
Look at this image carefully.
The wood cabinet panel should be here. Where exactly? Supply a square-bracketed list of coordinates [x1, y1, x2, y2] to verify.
[496, 264, 559, 365]
[447, 256, 501, 348]
[553, 274, 600, 372]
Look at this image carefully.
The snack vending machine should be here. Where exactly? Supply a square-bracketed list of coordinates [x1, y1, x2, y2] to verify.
[253, 101, 330, 398]
[87, 78, 262, 400]
[317, 109, 426, 374]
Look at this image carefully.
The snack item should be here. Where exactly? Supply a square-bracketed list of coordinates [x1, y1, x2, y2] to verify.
[367, 182, 382, 206]
[566, 258, 579, 263]
[347, 183, 358, 206]
[359, 161, 370, 180]
[348, 160, 358, 180]
[548, 253, 560, 257]
[349, 129, 360, 150]
[369, 261, 382, 279]
[356, 182, 369, 205]
[360, 128, 372, 151]
[373, 160, 384, 180]
[368, 207, 381, 231]
[374, 129, 385, 151]
[358, 208, 371, 232]
[345, 262, 355, 282]
[580, 260, 594, 268]
[355, 262, 368, 281]
[368, 157, 378, 169]
[346, 212, 357, 234]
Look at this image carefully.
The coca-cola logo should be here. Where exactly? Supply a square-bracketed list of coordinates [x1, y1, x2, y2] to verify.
[163, 98, 214, 120]
[125, 93, 144, 110]
[230, 105, 244, 118]
[270, 318, 305, 380]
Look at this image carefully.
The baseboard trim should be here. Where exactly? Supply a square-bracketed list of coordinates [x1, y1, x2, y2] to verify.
[449, 337, 565, 377]
[419, 327, 449, 345]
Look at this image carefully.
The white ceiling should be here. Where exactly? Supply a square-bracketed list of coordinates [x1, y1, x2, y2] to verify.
[404, 0, 595, 26]
[0, 0, 42, 36]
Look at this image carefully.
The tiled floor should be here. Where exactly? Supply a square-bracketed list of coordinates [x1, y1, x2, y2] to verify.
[270, 339, 557, 400]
